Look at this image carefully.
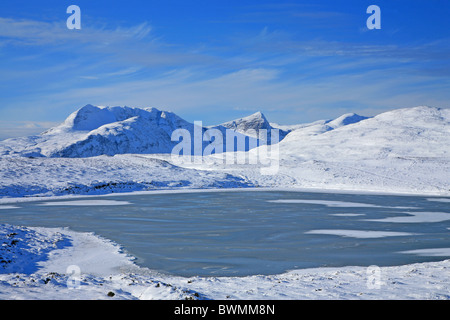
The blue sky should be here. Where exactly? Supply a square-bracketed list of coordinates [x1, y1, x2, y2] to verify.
[0, 0, 449, 138]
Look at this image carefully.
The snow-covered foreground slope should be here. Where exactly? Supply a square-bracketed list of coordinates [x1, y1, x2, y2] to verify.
[1, 224, 449, 300]
[0, 155, 254, 198]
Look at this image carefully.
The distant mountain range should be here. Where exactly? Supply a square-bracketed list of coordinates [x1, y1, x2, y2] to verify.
[1, 104, 448, 164]
[0, 105, 268, 157]
[0, 104, 362, 158]
[1, 104, 449, 197]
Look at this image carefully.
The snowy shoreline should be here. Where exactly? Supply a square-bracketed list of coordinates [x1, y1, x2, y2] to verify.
[1, 208, 449, 300]
[1, 185, 449, 206]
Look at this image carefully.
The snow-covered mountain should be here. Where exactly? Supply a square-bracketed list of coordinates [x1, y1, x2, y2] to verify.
[0, 105, 279, 158]
[0, 105, 189, 157]
[46, 105, 196, 157]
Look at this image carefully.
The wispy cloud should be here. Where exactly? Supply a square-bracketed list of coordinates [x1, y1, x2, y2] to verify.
[20, 61, 448, 127]
[0, 17, 153, 46]
[233, 25, 450, 64]
[79, 67, 141, 80]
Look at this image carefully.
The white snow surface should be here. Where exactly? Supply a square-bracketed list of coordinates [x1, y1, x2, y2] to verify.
[0, 105, 450, 299]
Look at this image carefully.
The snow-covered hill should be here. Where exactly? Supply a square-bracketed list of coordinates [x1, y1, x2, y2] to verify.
[280, 106, 449, 160]
[271, 113, 368, 138]
[264, 106, 449, 194]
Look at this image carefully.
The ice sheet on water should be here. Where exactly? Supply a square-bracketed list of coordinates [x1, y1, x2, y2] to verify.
[366, 212, 450, 223]
[305, 229, 418, 238]
[268, 199, 417, 209]
[330, 213, 366, 217]
[38, 200, 131, 206]
[0, 206, 19, 209]
[399, 248, 450, 257]
[427, 198, 450, 203]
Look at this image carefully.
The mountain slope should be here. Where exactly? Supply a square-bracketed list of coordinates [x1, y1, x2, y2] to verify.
[220, 111, 289, 143]
[270, 113, 369, 139]
[260, 106, 450, 194]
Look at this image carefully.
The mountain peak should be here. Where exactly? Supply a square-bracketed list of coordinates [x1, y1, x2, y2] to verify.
[219, 111, 289, 142]
[46, 105, 164, 134]
[249, 111, 265, 118]
[220, 111, 270, 132]
[245, 111, 269, 124]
